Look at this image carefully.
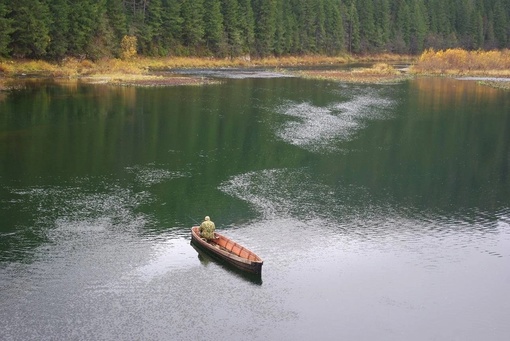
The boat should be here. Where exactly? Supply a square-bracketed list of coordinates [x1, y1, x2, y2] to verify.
[190, 242, 263, 285]
[191, 226, 263, 275]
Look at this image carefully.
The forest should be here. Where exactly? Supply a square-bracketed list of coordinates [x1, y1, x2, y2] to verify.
[0, 0, 509, 61]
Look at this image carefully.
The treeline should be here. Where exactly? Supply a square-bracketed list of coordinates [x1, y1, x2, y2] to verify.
[0, 0, 509, 60]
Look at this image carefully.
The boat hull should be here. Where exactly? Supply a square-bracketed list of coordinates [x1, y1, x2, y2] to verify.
[191, 227, 263, 275]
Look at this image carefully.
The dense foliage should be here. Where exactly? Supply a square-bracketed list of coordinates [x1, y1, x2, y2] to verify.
[0, 0, 509, 60]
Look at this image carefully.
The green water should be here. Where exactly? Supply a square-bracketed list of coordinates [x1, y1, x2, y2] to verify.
[1, 74, 509, 340]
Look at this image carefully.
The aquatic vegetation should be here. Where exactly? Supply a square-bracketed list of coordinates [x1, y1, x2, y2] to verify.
[298, 63, 409, 83]
[478, 81, 510, 91]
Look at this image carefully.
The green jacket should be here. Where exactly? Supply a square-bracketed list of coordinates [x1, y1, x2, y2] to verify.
[200, 220, 216, 239]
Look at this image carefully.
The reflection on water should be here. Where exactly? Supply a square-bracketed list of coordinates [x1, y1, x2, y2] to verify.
[1, 76, 509, 340]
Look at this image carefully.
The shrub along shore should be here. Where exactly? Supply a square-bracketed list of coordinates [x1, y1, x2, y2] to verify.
[1, 49, 510, 90]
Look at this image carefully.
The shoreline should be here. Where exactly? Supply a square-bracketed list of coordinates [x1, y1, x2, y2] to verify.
[2, 54, 510, 90]
[0, 54, 411, 89]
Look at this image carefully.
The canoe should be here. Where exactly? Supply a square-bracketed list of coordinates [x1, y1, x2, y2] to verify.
[191, 226, 263, 275]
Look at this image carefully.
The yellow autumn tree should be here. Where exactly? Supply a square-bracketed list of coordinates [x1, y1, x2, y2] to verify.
[120, 35, 137, 60]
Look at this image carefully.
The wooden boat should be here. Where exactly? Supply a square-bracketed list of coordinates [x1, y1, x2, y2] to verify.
[191, 226, 263, 275]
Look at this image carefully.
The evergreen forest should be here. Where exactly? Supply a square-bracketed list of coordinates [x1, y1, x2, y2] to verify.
[0, 0, 509, 60]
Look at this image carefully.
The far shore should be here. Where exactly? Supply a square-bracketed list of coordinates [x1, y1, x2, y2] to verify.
[1, 52, 510, 90]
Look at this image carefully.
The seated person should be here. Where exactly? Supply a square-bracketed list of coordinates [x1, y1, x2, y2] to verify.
[199, 216, 216, 240]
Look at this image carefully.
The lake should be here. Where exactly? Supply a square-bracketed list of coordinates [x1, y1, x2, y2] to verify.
[1, 71, 509, 340]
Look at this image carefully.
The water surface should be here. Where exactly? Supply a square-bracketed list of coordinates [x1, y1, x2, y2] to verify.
[1, 73, 509, 340]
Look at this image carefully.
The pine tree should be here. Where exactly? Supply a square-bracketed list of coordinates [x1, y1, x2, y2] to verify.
[47, 0, 70, 59]
[432, 0, 451, 37]
[395, 0, 411, 53]
[142, 0, 164, 55]
[0, 2, 13, 56]
[493, 0, 508, 48]
[67, 0, 100, 57]
[9, 0, 52, 58]
[180, 0, 205, 53]
[253, 0, 276, 57]
[300, 0, 315, 52]
[161, 0, 183, 54]
[377, 0, 392, 51]
[283, 0, 299, 54]
[106, 0, 128, 56]
[221, 0, 243, 57]
[485, 15, 497, 49]
[273, 0, 285, 55]
[203, 0, 224, 55]
[454, 0, 470, 44]
[347, 1, 361, 54]
[409, 0, 427, 54]
[313, 0, 326, 53]
[86, 2, 117, 60]
[3, 0, 510, 59]
[237, 0, 255, 55]
[469, 10, 484, 49]
[357, 0, 378, 52]
[324, 0, 344, 55]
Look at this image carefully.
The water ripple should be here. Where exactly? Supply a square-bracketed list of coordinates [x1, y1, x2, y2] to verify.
[275, 87, 396, 153]
[125, 163, 190, 186]
[218, 166, 510, 260]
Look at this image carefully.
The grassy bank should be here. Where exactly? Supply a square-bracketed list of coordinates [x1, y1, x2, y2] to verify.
[0, 54, 416, 89]
[409, 48, 510, 90]
[411, 48, 510, 76]
[0, 55, 357, 77]
[298, 62, 410, 83]
[2, 50, 510, 90]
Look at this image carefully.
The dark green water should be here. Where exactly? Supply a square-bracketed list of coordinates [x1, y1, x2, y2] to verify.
[1, 73, 509, 340]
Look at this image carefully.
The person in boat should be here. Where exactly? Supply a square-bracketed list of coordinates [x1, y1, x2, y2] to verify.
[199, 216, 216, 240]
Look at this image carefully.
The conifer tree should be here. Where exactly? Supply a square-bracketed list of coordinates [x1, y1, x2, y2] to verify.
[47, 0, 70, 59]
[273, 0, 286, 56]
[313, 0, 326, 53]
[432, 0, 451, 37]
[454, 0, 471, 43]
[180, 0, 205, 53]
[324, 0, 344, 54]
[67, 0, 100, 57]
[106, 0, 128, 56]
[203, 0, 224, 55]
[141, 0, 164, 55]
[377, 0, 392, 50]
[357, 0, 378, 52]
[221, 0, 243, 57]
[161, 0, 183, 54]
[469, 10, 484, 49]
[300, 0, 315, 52]
[252, 0, 276, 57]
[493, 0, 509, 48]
[9, 0, 52, 58]
[283, 0, 299, 54]
[409, 0, 427, 54]
[395, 0, 411, 53]
[2, 0, 510, 59]
[86, 2, 117, 59]
[0, 2, 13, 56]
[237, 0, 255, 55]
[347, 1, 361, 54]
